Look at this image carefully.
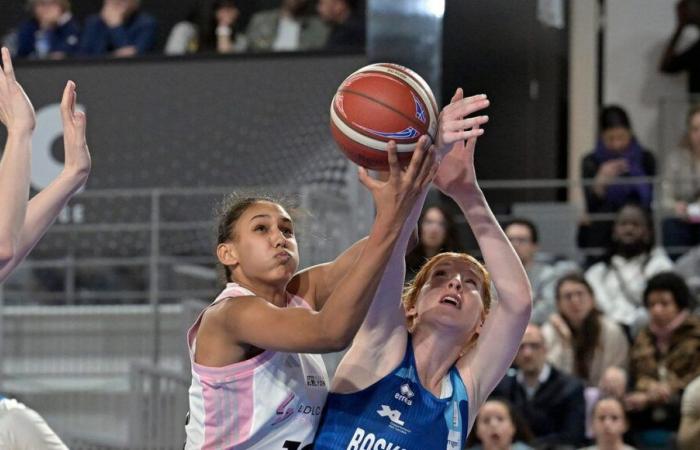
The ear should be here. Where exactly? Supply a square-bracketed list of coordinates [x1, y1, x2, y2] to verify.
[217, 242, 239, 268]
[405, 305, 417, 332]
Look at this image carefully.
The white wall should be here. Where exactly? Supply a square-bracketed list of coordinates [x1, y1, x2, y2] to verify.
[604, 0, 689, 155]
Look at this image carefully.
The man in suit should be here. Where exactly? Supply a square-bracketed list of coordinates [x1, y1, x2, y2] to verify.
[491, 323, 586, 448]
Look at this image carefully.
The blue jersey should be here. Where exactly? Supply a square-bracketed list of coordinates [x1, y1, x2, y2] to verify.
[314, 335, 469, 450]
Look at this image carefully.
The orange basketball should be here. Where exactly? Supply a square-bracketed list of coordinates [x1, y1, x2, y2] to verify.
[330, 63, 439, 171]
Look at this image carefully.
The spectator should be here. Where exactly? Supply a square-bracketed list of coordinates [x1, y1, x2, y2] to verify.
[505, 218, 579, 325]
[491, 323, 587, 448]
[578, 106, 656, 253]
[585, 204, 673, 337]
[164, 0, 247, 55]
[80, 0, 157, 57]
[245, 0, 328, 52]
[626, 272, 700, 448]
[542, 273, 629, 387]
[404, 205, 459, 281]
[579, 397, 637, 450]
[659, 0, 700, 94]
[678, 375, 700, 450]
[466, 399, 535, 450]
[317, 0, 365, 51]
[15, 0, 80, 59]
[661, 104, 700, 257]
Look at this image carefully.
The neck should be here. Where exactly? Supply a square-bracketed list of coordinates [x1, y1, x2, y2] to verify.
[523, 366, 543, 388]
[596, 437, 625, 450]
[232, 277, 288, 307]
[424, 245, 440, 258]
[411, 326, 466, 395]
[483, 441, 511, 450]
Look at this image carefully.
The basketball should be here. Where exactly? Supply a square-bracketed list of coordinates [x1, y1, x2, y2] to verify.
[330, 63, 439, 171]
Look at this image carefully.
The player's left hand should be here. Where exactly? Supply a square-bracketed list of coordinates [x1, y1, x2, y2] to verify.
[435, 88, 489, 159]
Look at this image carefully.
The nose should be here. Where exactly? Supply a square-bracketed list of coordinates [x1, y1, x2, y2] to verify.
[273, 229, 287, 248]
[447, 275, 463, 292]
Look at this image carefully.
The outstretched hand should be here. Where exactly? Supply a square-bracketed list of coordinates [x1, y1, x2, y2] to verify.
[435, 88, 489, 158]
[0, 47, 36, 134]
[358, 136, 437, 222]
[434, 89, 487, 196]
[60, 80, 91, 184]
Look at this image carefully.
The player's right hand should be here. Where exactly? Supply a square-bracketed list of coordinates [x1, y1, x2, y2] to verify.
[0, 47, 36, 134]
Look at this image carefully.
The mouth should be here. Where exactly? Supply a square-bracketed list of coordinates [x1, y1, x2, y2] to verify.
[275, 251, 292, 262]
[439, 294, 462, 309]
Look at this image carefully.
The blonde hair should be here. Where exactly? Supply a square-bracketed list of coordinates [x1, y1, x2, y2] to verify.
[403, 252, 492, 349]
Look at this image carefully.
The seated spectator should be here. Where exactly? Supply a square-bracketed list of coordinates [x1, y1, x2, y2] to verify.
[466, 399, 535, 450]
[164, 0, 247, 55]
[543, 273, 629, 387]
[15, 0, 80, 59]
[626, 272, 700, 448]
[317, 0, 365, 51]
[661, 104, 700, 257]
[505, 218, 579, 325]
[579, 397, 637, 450]
[404, 205, 459, 281]
[80, 0, 156, 57]
[491, 323, 587, 448]
[585, 203, 673, 336]
[578, 106, 656, 254]
[678, 375, 700, 450]
[245, 0, 329, 52]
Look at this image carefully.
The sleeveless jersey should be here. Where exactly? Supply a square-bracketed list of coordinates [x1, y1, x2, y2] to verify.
[185, 283, 329, 450]
[313, 335, 469, 450]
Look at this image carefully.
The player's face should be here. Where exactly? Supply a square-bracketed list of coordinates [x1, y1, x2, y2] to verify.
[601, 126, 632, 153]
[476, 401, 516, 449]
[229, 201, 299, 285]
[409, 258, 484, 336]
[556, 281, 595, 328]
[592, 399, 627, 441]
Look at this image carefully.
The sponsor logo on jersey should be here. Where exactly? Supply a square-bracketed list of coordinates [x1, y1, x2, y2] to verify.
[394, 383, 414, 406]
[376, 405, 411, 434]
[346, 427, 408, 450]
[306, 375, 326, 388]
[273, 392, 296, 425]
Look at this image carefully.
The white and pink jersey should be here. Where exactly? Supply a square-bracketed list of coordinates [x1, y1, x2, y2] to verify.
[185, 283, 329, 450]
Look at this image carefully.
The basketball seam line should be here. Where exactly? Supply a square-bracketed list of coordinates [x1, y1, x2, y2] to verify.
[376, 63, 440, 120]
[338, 87, 436, 144]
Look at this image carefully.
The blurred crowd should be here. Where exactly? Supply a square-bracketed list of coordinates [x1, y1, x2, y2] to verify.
[1, 0, 365, 59]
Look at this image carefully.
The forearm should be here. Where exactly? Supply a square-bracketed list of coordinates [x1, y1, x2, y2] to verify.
[317, 216, 403, 347]
[0, 131, 32, 262]
[450, 184, 532, 311]
[0, 170, 85, 280]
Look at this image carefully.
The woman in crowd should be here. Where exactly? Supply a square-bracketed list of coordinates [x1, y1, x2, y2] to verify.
[404, 204, 460, 281]
[466, 399, 535, 450]
[542, 272, 629, 387]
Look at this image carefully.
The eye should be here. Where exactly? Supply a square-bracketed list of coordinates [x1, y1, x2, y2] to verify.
[281, 227, 294, 237]
[434, 269, 447, 277]
[465, 279, 478, 288]
[254, 224, 267, 232]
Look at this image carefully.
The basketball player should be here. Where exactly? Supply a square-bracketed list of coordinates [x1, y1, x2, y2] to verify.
[313, 89, 533, 450]
[0, 47, 90, 448]
[185, 137, 441, 449]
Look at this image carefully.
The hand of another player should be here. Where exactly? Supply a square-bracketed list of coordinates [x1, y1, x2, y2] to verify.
[358, 136, 437, 224]
[0, 48, 36, 135]
[435, 88, 489, 159]
[60, 81, 91, 184]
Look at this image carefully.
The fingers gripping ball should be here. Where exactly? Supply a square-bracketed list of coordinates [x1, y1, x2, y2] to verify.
[330, 63, 439, 170]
